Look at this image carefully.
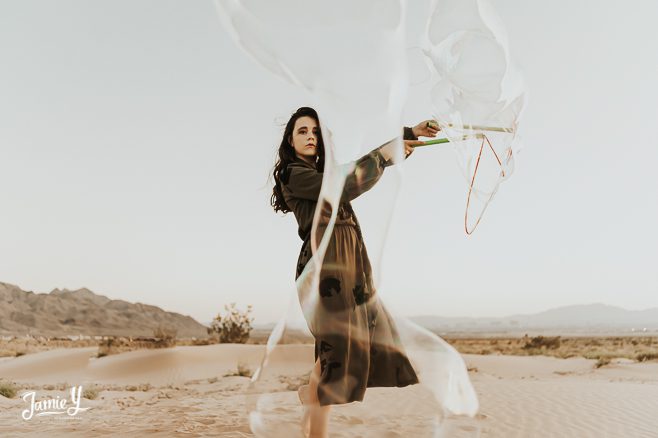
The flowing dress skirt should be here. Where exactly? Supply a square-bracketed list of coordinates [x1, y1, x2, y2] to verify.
[295, 222, 419, 406]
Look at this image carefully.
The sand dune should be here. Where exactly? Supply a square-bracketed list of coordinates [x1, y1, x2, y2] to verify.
[0, 345, 656, 437]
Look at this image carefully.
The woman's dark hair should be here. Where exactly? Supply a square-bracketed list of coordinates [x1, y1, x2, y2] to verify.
[270, 106, 325, 214]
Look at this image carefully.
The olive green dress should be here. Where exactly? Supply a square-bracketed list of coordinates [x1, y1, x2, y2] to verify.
[280, 128, 420, 406]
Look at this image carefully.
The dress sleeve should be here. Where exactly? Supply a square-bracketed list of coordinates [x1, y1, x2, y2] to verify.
[285, 151, 387, 203]
[403, 126, 418, 141]
[284, 127, 415, 202]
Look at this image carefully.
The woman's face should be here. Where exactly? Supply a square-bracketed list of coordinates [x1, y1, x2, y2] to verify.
[290, 116, 319, 164]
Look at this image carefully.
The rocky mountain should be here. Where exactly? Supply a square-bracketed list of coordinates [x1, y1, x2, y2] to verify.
[410, 303, 658, 333]
[0, 282, 209, 338]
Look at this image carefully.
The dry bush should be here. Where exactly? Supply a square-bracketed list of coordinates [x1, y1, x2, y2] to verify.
[635, 352, 658, 362]
[126, 383, 152, 392]
[523, 335, 561, 350]
[83, 386, 100, 400]
[209, 303, 254, 344]
[97, 337, 119, 357]
[190, 338, 216, 346]
[0, 380, 17, 398]
[152, 325, 177, 348]
[224, 361, 253, 378]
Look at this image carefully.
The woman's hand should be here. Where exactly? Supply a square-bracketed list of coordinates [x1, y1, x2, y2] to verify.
[379, 139, 424, 162]
[404, 140, 424, 159]
[411, 119, 440, 138]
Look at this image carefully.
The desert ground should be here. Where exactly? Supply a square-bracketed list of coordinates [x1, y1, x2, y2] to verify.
[1, 336, 657, 437]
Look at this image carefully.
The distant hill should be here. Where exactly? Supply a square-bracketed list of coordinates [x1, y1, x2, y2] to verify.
[409, 303, 658, 333]
[0, 282, 209, 338]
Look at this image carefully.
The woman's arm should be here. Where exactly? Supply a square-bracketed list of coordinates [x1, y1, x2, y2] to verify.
[374, 126, 418, 168]
[284, 151, 385, 203]
[284, 126, 418, 202]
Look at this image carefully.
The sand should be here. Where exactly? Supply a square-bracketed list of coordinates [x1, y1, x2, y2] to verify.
[0, 344, 656, 437]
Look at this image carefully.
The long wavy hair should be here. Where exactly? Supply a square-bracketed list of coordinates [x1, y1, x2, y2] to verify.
[270, 107, 326, 214]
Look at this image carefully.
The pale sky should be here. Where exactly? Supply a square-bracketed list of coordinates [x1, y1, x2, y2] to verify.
[1, 0, 656, 326]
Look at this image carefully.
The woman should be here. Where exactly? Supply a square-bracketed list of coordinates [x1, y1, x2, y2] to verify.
[270, 107, 439, 437]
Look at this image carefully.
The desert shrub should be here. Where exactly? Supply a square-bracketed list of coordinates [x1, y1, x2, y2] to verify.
[97, 337, 119, 357]
[0, 381, 17, 398]
[125, 383, 151, 392]
[635, 352, 658, 362]
[192, 338, 215, 346]
[523, 336, 561, 350]
[209, 303, 254, 344]
[595, 357, 611, 368]
[224, 361, 253, 378]
[557, 351, 577, 359]
[237, 362, 253, 377]
[83, 386, 100, 400]
[153, 325, 177, 348]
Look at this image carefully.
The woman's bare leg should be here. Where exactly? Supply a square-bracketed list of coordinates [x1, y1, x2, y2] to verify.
[298, 358, 331, 438]
[298, 385, 311, 437]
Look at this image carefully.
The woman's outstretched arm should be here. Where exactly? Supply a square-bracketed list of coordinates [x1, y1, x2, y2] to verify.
[375, 122, 440, 167]
[284, 148, 385, 203]
[284, 126, 428, 202]
[373, 126, 418, 168]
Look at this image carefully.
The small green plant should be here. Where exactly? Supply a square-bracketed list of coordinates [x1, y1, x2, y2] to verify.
[210, 303, 254, 344]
